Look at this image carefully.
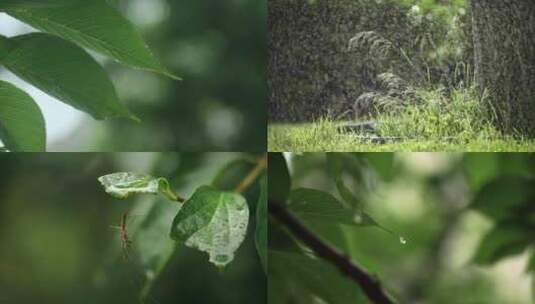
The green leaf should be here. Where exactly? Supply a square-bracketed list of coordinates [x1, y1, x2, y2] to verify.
[527, 253, 535, 274]
[0, 35, 10, 59]
[463, 153, 500, 190]
[98, 172, 179, 201]
[2, 33, 135, 120]
[471, 177, 534, 221]
[288, 188, 377, 226]
[360, 153, 395, 181]
[268, 153, 290, 202]
[472, 224, 532, 265]
[0, 80, 46, 151]
[0, 0, 74, 9]
[335, 177, 362, 209]
[6, 1, 179, 79]
[133, 153, 236, 300]
[326, 153, 361, 209]
[269, 250, 367, 304]
[256, 175, 268, 273]
[170, 185, 249, 267]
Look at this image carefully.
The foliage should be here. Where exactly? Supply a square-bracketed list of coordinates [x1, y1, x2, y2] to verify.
[98, 172, 181, 201]
[269, 153, 400, 303]
[376, 87, 500, 141]
[0, 80, 45, 151]
[169, 185, 249, 268]
[97, 154, 267, 300]
[0, 1, 176, 151]
[470, 176, 535, 267]
[101, 0, 267, 151]
[400, 0, 466, 20]
[0, 153, 265, 303]
[269, 152, 535, 304]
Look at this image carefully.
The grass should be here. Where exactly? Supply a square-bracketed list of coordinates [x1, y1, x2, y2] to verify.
[268, 88, 535, 152]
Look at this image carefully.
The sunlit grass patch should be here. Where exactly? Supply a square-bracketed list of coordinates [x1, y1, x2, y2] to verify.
[377, 87, 501, 141]
[268, 88, 535, 152]
[268, 118, 358, 152]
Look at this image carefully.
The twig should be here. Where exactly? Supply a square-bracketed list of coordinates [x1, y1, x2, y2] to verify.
[234, 155, 267, 194]
[269, 199, 395, 304]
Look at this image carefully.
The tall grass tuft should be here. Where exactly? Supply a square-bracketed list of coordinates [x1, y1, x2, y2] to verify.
[377, 87, 502, 142]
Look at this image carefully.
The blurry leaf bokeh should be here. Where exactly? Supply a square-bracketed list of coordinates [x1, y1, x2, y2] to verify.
[269, 152, 535, 304]
[0, 153, 265, 304]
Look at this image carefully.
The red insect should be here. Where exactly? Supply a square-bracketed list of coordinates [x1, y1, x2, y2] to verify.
[111, 213, 133, 260]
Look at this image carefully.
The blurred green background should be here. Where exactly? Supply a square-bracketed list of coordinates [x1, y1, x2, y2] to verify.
[0, 0, 266, 151]
[0, 153, 266, 303]
[270, 153, 534, 303]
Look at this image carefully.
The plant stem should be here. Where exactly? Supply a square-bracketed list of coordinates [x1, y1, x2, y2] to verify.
[234, 154, 267, 194]
[269, 199, 396, 304]
[164, 188, 185, 203]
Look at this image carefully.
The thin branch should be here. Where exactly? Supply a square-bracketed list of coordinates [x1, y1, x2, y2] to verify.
[269, 199, 396, 304]
[234, 155, 267, 194]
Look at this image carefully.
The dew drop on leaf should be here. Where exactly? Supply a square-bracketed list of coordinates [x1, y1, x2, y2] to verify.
[399, 236, 407, 245]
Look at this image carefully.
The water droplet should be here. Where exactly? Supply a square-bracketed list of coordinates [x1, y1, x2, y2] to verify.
[353, 213, 363, 224]
[399, 236, 407, 245]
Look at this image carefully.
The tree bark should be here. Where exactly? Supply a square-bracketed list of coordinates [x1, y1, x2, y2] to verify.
[471, 0, 535, 135]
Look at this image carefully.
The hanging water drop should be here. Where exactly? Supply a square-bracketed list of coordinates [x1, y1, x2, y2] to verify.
[399, 236, 407, 245]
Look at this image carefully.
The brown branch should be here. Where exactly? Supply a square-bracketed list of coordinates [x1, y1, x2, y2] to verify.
[234, 155, 267, 194]
[269, 199, 396, 304]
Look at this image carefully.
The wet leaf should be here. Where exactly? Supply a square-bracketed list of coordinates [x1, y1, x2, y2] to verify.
[288, 188, 377, 226]
[2, 33, 135, 120]
[170, 185, 249, 267]
[0, 80, 45, 152]
[98, 172, 177, 201]
[268, 153, 290, 202]
[133, 153, 236, 300]
[6, 1, 179, 79]
[0, 0, 74, 9]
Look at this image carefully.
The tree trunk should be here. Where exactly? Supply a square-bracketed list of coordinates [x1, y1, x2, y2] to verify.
[471, 0, 535, 136]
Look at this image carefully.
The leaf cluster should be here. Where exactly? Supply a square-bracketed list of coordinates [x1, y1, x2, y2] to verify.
[97, 154, 267, 301]
[469, 174, 535, 272]
[268, 152, 398, 303]
[0, 1, 177, 151]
